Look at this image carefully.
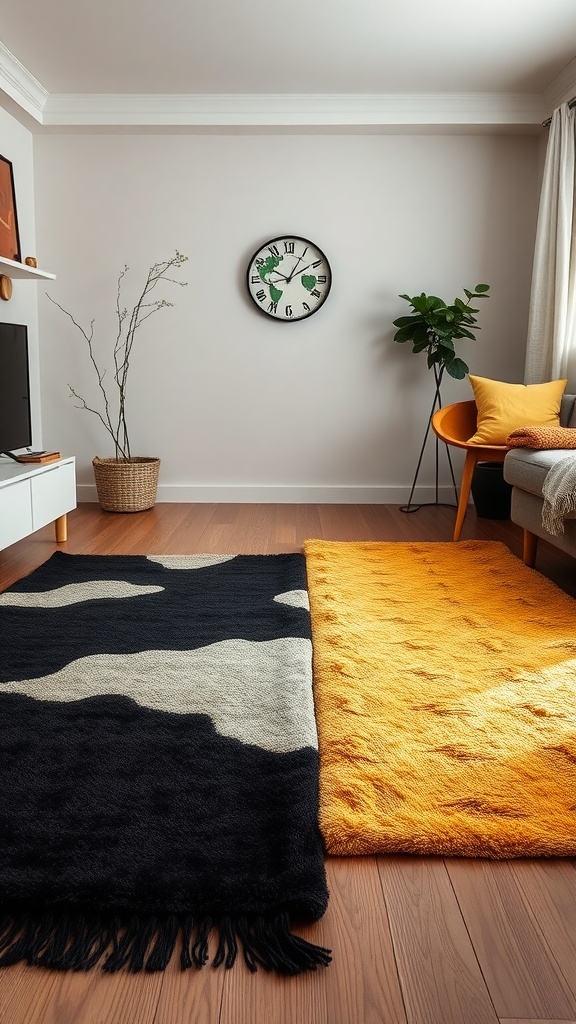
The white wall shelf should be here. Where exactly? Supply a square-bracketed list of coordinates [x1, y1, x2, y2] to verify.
[0, 254, 55, 280]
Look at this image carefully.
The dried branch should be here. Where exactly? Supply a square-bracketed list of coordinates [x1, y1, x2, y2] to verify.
[67, 386, 129, 459]
[45, 293, 117, 447]
[46, 251, 188, 460]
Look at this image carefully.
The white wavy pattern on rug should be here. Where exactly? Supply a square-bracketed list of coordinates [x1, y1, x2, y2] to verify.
[146, 554, 237, 569]
[273, 589, 310, 609]
[0, 581, 164, 607]
[4, 638, 317, 753]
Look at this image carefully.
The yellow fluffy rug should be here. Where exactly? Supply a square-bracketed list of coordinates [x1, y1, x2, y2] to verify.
[304, 539, 576, 858]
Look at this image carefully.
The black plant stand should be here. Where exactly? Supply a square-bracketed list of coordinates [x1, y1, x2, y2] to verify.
[400, 365, 459, 513]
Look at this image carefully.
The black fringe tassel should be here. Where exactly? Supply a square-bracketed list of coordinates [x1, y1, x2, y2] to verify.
[0, 910, 331, 976]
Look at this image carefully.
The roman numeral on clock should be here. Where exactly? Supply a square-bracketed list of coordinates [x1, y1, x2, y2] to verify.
[256, 289, 266, 302]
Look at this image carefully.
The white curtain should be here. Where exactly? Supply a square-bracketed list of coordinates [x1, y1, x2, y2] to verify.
[524, 102, 576, 387]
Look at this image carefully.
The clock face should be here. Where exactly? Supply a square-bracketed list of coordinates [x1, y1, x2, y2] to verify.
[246, 235, 332, 321]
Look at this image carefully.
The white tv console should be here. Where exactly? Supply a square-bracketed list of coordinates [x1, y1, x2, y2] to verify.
[0, 456, 76, 551]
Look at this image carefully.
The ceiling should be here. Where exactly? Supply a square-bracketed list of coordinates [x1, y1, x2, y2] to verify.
[0, 0, 575, 129]
[2, 0, 576, 95]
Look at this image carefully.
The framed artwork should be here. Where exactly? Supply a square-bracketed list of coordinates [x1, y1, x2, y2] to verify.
[0, 155, 21, 262]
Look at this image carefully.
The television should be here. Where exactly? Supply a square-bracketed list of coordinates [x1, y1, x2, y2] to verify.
[0, 322, 32, 455]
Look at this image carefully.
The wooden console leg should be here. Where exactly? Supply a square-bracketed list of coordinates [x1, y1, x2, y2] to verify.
[523, 529, 538, 568]
[54, 514, 68, 543]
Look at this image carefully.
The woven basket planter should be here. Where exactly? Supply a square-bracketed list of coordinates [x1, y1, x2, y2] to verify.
[92, 457, 160, 513]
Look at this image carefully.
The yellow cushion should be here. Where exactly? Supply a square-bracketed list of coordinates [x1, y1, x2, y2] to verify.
[467, 375, 567, 445]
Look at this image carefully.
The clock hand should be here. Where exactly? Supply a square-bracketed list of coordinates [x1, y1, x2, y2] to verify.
[286, 262, 313, 283]
[258, 266, 289, 284]
[285, 247, 309, 282]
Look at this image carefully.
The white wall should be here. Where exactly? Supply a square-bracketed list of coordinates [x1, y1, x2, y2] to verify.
[34, 132, 540, 502]
[0, 106, 42, 450]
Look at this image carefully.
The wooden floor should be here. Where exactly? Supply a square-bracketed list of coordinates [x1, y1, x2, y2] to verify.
[1, 502, 575, 1024]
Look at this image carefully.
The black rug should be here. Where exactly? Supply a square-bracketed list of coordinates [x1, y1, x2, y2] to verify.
[0, 552, 330, 975]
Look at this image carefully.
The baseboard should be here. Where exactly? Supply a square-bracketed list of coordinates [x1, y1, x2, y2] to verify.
[76, 483, 462, 504]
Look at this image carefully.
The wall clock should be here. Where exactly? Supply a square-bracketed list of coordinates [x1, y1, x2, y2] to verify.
[246, 235, 332, 321]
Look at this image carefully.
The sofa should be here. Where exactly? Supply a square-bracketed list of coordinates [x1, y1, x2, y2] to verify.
[504, 393, 576, 565]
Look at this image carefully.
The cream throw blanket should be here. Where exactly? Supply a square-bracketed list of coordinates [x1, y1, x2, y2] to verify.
[542, 454, 576, 535]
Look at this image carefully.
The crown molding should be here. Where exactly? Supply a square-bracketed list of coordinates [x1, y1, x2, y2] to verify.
[543, 56, 576, 115]
[40, 91, 546, 130]
[0, 42, 47, 122]
[0, 38, 547, 133]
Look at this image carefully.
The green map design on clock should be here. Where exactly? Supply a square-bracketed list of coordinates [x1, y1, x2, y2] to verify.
[301, 275, 317, 291]
[257, 254, 282, 283]
[257, 254, 284, 303]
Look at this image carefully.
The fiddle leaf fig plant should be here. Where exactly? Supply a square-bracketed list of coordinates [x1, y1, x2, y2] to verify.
[392, 283, 490, 380]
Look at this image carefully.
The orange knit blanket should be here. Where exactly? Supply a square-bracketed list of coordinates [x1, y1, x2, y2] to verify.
[506, 425, 576, 448]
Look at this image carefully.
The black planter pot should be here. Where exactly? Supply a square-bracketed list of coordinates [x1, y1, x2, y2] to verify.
[471, 462, 512, 520]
